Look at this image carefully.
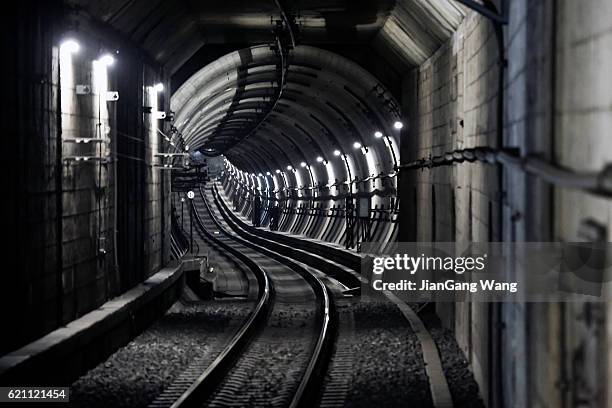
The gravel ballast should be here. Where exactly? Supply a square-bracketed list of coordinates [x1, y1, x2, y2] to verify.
[68, 297, 484, 408]
[425, 322, 485, 408]
[69, 300, 252, 408]
[323, 299, 433, 408]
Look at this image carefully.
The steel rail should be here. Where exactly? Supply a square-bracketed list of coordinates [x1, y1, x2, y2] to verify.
[170, 200, 272, 408]
[214, 183, 455, 408]
[204, 184, 337, 408]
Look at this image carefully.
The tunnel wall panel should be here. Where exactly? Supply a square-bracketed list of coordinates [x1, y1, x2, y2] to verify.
[402, 0, 612, 406]
[553, 1, 612, 407]
[403, 6, 532, 406]
[2, 2, 171, 355]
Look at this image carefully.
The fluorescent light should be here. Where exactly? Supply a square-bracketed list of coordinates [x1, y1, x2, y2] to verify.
[374, 131, 383, 138]
[333, 150, 341, 156]
[60, 39, 79, 54]
[316, 156, 324, 162]
[300, 161, 307, 167]
[393, 121, 403, 130]
[286, 165, 293, 170]
[353, 142, 362, 149]
[275, 169, 281, 174]
[153, 83, 164, 92]
[98, 54, 115, 66]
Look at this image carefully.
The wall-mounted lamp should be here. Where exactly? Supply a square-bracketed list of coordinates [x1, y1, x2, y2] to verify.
[60, 39, 80, 54]
[153, 83, 164, 92]
[393, 121, 403, 130]
[316, 156, 324, 163]
[374, 131, 383, 138]
[97, 54, 115, 66]
[353, 142, 362, 149]
[300, 161, 307, 167]
[333, 150, 341, 156]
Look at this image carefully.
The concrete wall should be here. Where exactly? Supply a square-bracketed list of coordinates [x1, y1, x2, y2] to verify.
[552, 2, 612, 407]
[405, 12, 502, 405]
[2, 2, 171, 354]
[400, 0, 612, 406]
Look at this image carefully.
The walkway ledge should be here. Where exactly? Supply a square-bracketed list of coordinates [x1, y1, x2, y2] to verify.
[0, 262, 184, 386]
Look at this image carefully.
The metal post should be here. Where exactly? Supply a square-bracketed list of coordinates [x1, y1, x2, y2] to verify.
[181, 197, 184, 229]
[190, 201, 194, 253]
[56, 44, 64, 325]
[345, 196, 355, 249]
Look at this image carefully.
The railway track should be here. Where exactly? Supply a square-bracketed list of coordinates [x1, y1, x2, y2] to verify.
[152, 180, 455, 408]
[151, 184, 336, 408]
[148, 196, 271, 408]
[212, 182, 455, 408]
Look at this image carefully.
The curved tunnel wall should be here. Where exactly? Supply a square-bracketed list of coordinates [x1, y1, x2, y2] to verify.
[171, 45, 403, 248]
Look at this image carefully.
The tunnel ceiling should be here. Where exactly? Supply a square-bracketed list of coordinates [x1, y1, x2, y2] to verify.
[68, 0, 465, 187]
[171, 45, 404, 186]
[67, 0, 465, 74]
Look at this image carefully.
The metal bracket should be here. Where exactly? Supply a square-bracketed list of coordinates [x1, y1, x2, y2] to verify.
[63, 137, 108, 144]
[155, 153, 190, 158]
[63, 155, 110, 163]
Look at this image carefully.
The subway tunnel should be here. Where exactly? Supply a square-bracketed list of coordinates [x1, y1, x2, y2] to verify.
[3, 0, 612, 407]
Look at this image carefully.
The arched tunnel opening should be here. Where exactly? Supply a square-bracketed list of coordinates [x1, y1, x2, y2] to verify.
[172, 44, 402, 229]
[4, 1, 612, 407]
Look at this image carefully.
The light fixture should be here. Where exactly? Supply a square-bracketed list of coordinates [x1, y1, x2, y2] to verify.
[185, 145, 189, 151]
[300, 161, 307, 167]
[374, 131, 383, 138]
[98, 54, 115, 66]
[333, 150, 341, 156]
[60, 39, 80, 54]
[393, 121, 404, 130]
[153, 83, 164, 92]
[286, 165, 293, 171]
[266, 171, 271, 176]
[316, 156, 324, 163]
[258, 173, 263, 177]
[275, 169, 281, 174]
[353, 142, 362, 149]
